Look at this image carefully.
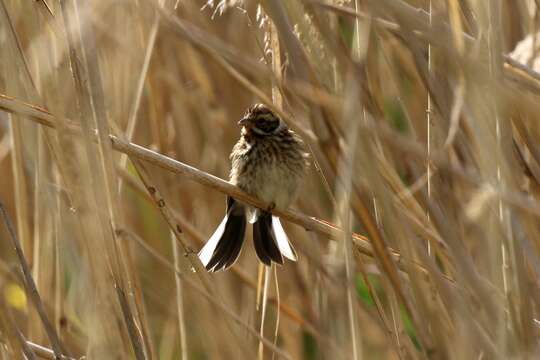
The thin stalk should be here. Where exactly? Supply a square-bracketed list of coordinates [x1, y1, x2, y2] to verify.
[0, 203, 66, 359]
[258, 266, 272, 360]
[171, 231, 188, 360]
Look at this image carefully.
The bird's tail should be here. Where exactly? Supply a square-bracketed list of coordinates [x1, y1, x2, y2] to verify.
[199, 197, 246, 272]
[253, 212, 297, 266]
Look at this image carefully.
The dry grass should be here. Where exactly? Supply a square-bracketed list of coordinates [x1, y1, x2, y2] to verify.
[1, 0, 540, 359]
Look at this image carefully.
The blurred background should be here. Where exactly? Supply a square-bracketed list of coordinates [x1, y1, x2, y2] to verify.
[2, 0, 540, 359]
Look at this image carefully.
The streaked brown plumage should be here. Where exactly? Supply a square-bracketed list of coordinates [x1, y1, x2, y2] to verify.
[199, 104, 308, 272]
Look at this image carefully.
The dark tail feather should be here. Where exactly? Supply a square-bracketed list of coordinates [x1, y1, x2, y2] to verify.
[253, 212, 284, 266]
[205, 214, 246, 271]
[252, 216, 272, 266]
[199, 198, 246, 272]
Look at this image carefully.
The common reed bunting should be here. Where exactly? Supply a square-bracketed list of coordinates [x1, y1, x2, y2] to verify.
[199, 104, 309, 271]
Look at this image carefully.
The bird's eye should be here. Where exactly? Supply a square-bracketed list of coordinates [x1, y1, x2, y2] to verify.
[255, 118, 279, 134]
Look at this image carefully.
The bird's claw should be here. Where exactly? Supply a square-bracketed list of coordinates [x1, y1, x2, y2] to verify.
[266, 202, 276, 212]
[184, 247, 196, 257]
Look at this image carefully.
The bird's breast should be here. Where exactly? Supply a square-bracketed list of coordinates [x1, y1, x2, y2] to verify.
[230, 136, 305, 209]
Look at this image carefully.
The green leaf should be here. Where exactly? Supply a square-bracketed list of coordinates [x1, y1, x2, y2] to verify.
[303, 331, 318, 360]
[383, 98, 408, 134]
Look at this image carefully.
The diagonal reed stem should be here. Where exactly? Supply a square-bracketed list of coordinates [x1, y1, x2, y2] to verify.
[0, 92, 454, 282]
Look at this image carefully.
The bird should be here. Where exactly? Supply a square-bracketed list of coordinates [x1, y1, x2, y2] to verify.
[199, 104, 309, 272]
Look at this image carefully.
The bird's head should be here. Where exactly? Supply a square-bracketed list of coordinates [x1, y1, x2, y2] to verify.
[238, 104, 286, 136]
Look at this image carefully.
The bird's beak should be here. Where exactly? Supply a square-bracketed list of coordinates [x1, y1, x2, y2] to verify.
[238, 117, 249, 126]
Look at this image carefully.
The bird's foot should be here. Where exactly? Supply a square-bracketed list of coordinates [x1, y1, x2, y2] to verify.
[266, 202, 276, 212]
[184, 246, 196, 257]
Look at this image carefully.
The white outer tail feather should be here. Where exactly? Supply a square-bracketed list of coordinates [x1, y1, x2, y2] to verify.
[199, 214, 228, 267]
[272, 216, 297, 261]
